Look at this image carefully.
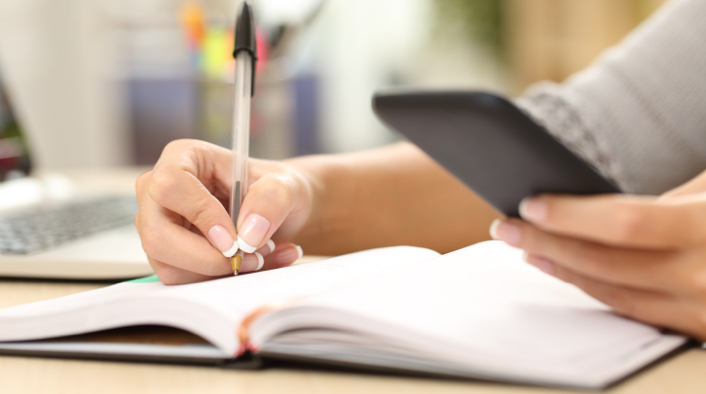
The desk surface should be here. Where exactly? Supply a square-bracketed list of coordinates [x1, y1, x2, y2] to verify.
[2, 169, 706, 394]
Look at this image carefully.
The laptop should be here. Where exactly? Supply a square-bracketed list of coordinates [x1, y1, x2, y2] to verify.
[0, 61, 152, 280]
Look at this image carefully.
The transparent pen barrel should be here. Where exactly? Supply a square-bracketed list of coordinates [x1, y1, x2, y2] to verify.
[230, 52, 252, 226]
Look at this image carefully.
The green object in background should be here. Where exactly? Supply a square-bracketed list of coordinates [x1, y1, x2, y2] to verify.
[433, 0, 506, 58]
[203, 27, 233, 79]
[433, 0, 665, 59]
[127, 275, 161, 283]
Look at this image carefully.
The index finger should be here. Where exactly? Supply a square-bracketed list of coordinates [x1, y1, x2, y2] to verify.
[519, 193, 706, 249]
[147, 140, 239, 257]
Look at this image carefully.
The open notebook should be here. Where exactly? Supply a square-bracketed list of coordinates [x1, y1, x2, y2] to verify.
[0, 241, 687, 389]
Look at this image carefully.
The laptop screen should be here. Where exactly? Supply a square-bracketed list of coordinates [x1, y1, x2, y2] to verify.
[0, 63, 32, 181]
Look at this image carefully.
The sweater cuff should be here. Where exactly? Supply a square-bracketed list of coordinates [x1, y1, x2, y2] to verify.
[513, 81, 628, 191]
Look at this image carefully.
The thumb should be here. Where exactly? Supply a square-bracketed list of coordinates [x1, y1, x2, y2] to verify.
[235, 174, 298, 253]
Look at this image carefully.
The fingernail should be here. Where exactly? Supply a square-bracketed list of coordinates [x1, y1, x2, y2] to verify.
[271, 245, 302, 267]
[519, 197, 547, 222]
[208, 225, 239, 257]
[489, 219, 502, 239]
[237, 214, 271, 253]
[240, 252, 264, 272]
[526, 255, 554, 275]
[256, 239, 276, 256]
[489, 219, 521, 246]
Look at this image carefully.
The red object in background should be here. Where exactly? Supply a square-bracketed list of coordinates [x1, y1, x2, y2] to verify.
[255, 27, 269, 74]
[180, 1, 206, 51]
[225, 26, 268, 79]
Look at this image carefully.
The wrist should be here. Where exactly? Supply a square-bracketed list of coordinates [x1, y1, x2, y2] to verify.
[283, 154, 353, 253]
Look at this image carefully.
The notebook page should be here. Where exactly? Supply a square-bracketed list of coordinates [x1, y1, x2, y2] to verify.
[158, 246, 439, 325]
[265, 241, 681, 385]
[0, 246, 439, 356]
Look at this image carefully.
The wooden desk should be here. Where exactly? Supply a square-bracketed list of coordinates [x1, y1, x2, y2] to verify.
[2, 168, 706, 393]
[1, 278, 705, 394]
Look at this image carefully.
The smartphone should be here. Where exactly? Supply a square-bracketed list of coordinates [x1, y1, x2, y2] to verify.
[373, 90, 621, 217]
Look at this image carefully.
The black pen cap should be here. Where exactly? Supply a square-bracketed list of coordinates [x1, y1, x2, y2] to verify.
[233, 1, 258, 96]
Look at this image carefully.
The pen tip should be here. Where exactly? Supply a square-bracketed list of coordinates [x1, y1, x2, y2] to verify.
[231, 254, 243, 276]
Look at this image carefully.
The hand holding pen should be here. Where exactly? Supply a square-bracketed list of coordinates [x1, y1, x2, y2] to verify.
[133, 1, 305, 285]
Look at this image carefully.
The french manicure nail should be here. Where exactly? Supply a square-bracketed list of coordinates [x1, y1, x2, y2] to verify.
[239, 252, 264, 272]
[257, 239, 276, 256]
[526, 255, 554, 275]
[255, 252, 265, 270]
[208, 225, 239, 257]
[489, 219, 521, 246]
[237, 214, 271, 253]
[295, 245, 303, 260]
[519, 197, 547, 222]
[489, 219, 502, 239]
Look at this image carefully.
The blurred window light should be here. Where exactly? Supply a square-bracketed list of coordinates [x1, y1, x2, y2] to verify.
[257, 0, 324, 25]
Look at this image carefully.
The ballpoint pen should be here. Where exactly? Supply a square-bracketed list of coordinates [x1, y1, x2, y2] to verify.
[230, 1, 258, 276]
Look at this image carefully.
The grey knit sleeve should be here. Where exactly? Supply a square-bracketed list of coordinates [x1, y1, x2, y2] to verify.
[514, 0, 706, 195]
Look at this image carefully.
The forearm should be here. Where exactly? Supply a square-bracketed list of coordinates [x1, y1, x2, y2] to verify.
[287, 142, 500, 255]
[516, 0, 706, 195]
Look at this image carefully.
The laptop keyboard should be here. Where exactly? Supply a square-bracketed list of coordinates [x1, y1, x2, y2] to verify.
[0, 196, 138, 254]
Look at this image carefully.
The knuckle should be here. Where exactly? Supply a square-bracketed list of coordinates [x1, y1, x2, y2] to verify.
[147, 170, 176, 204]
[184, 198, 220, 228]
[612, 207, 645, 242]
[162, 139, 210, 160]
[575, 244, 614, 277]
[162, 139, 190, 154]
[135, 171, 151, 195]
[252, 177, 294, 205]
[676, 205, 703, 246]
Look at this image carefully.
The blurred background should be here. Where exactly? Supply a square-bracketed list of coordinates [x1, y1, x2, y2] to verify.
[0, 0, 670, 171]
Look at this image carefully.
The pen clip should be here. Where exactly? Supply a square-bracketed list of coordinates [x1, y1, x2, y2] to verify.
[233, 1, 258, 96]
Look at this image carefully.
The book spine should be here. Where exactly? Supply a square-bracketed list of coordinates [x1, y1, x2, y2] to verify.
[236, 296, 307, 355]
